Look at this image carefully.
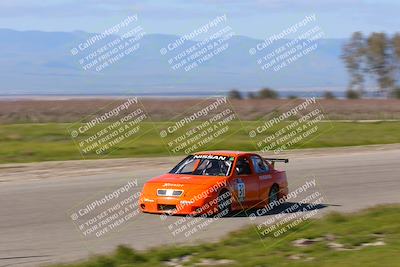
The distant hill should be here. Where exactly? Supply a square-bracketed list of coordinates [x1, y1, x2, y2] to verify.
[0, 29, 348, 95]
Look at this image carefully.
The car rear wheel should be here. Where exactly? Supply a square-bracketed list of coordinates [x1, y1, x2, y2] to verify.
[217, 190, 232, 216]
[269, 185, 279, 205]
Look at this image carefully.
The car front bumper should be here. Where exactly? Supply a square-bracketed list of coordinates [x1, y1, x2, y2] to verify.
[139, 195, 216, 215]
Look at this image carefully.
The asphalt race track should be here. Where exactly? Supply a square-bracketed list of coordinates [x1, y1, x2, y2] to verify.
[1, 145, 400, 267]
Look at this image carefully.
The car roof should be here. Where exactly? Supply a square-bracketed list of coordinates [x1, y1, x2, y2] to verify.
[194, 150, 257, 157]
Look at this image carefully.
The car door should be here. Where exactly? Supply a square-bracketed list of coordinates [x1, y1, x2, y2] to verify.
[233, 156, 259, 207]
[250, 155, 274, 202]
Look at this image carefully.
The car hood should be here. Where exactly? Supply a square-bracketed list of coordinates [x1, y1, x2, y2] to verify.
[146, 173, 227, 187]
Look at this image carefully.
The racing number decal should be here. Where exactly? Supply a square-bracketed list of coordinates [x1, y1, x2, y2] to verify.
[238, 183, 245, 201]
[236, 178, 245, 202]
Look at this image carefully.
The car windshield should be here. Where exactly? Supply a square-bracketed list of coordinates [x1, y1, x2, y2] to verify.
[169, 154, 235, 176]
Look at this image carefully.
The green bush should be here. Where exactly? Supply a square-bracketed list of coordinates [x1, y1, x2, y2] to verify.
[391, 87, 400, 99]
[258, 87, 279, 99]
[346, 89, 361, 99]
[247, 91, 256, 99]
[323, 91, 336, 99]
[227, 89, 242, 100]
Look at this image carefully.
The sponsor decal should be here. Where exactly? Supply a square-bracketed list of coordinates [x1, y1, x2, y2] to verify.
[194, 154, 227, 160]
[235, 178, 245, 202]
[259, 175, 272, 180]
[162, 183, 184, 187]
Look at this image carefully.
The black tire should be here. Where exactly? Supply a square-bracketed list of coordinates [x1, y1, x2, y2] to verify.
[217, 189, 232, 216]
[268, 185, 280, 206]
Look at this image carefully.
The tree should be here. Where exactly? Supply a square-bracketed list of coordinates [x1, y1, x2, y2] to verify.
[342, 32, 366, 93]
[365, 32, 395, 94]
[258, 88, 278, 99]
[227, 89, 242, 100]
[342, 32, 400, 98]
[392, 34, 400, 95]
[323, 91, 336, 99]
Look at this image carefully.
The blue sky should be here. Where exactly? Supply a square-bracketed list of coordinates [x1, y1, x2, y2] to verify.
[0, 0, 399, 39]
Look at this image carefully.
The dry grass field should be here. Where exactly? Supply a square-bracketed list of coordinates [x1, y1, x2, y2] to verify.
[0, 98, 399, 123]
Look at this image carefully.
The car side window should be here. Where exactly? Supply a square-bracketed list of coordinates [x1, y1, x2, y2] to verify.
[250, 156, 269, 174]
[236, 157, 252, 175]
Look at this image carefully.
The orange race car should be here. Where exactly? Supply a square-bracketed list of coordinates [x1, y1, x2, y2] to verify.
[139, 151, 289, 216]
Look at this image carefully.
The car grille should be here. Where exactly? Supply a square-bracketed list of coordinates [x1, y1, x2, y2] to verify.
[157, 189, 183, 197]
[158, 204, 177, 212]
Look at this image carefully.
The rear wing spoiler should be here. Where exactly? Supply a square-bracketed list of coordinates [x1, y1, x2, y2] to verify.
[263, 158, 289, 168]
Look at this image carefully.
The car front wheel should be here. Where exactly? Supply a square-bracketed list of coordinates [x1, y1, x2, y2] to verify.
[217, 190, 232, 216]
